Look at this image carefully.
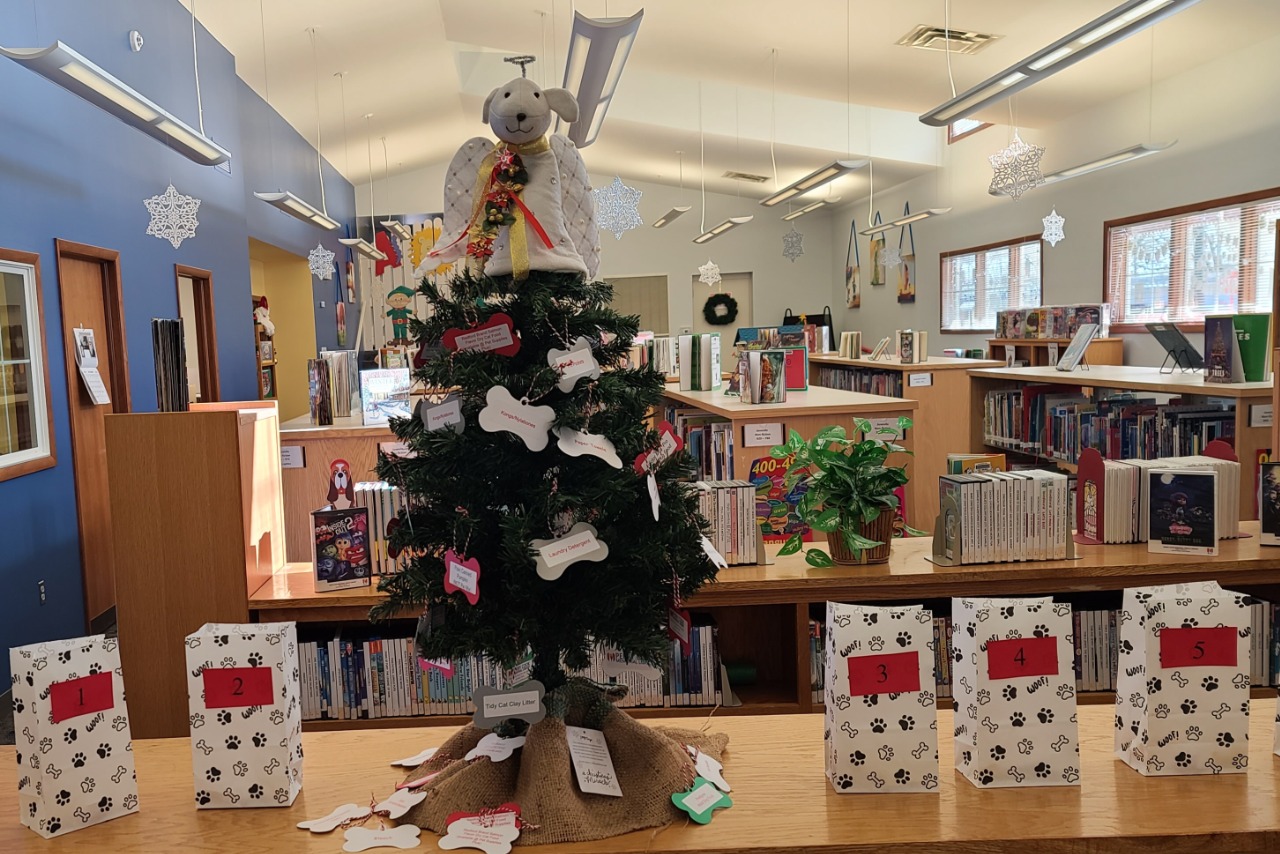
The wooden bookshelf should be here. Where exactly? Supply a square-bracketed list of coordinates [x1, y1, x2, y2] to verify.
[809, 354, 1002, 527]
[987, 336, 1124, 367]
[968, 365, 1273, 517]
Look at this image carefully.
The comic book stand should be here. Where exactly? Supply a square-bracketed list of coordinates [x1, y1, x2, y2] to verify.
[1158, 344, 1201, 374]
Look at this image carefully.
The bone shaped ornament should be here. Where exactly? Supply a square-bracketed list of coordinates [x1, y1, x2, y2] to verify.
[375, 787, 428, 819]
[478, 386, 555, 451]
[342, 825, 422, 852]
[390, 747, 439, 768]
[418, 394, 465, 434]
[554, 427, 621, 468]
[546, 336, 601, 392]
[464, 733, 526, 762]
[530, 522, 609, 581]
[297, 803, 372, 833]
[438, 811, 520, 854]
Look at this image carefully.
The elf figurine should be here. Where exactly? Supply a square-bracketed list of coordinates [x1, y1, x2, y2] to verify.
[385, 286, 415, 344]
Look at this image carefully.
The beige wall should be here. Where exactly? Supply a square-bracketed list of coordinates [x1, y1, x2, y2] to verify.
[249, 240, 317, 421]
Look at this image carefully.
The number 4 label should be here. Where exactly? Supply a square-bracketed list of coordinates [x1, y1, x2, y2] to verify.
[203, 667, 275, 709]
[986, 636, 1059, 680]
[847, 651, 920, 696]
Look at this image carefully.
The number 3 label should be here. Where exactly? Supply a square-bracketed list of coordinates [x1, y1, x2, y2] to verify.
[50, 672, 115, 723]
[1159, 627, 1237, 668]
[986, 636, 1058, 680]
[847, 651, 920, 696]
[203, 667, 274, 709]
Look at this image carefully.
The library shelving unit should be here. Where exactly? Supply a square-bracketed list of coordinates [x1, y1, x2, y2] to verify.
[248, 522, 1280, 731]
[968, 364, 1272, 517]
[254, 322, 276, 400]
[986, 336, 1124, 367]
[808, 354, 1002, 525]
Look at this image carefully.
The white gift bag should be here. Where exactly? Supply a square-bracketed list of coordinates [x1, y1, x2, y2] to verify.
[1115, 582, 1251, 776]
[184, 622, 303, 808]
[10, 634, 138, 838]
[824, 603, 939, 793]
[952, 596, 1080, 788]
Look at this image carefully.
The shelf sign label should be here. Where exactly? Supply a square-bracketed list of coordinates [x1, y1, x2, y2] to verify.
[907, 372, 933, 388]
[281, 446, 305, 468]
[847, 651, 920, 696]
[986, 636, 1058, 680]
[1159, 626, 1237, 668]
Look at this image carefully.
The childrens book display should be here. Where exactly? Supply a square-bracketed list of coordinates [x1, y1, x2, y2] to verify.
[359, 368, 412, 426]
[694, 479, 761, 565]
[995, 304, 1110, 340]
[353, 482, 407, 575]
[838, 331, 862, 359]
[1206, 313, 1272, 383]
[896, 329, 927, 364]
[749, 452, 810, 545]
[945, 453, 1005, 474]
[1055, 323, 1098, 372]
[307, 358, 333, 426]
[933, 470, 1074, 565]
[739, 350, 787, 404]
[1146, 322, 1204, 372]
[311, 506, 372, 592]
[1147, 469, 1219, 555]
[678, 332, 722, 391]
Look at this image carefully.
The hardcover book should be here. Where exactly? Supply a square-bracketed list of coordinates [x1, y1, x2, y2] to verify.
[1262, 461, 1280, 546]
[312, 506, 373, 592]
[1147, 469, 1218, 555]
[1204, 315, 1243, 383]
[360, 368, 412, 425]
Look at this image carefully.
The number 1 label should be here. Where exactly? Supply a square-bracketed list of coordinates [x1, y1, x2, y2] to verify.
[986, 636, 1059, 680]
[203, 667, 274, 709]
[847, 651, 920, 696]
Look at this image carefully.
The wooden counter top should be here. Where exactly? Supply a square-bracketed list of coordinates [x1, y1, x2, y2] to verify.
[967, 364, 1273, 398]
[810, 354, 1004, 371]
[662, 385, 917, 420]
[5, 701, 1280, 853]
[279, 412, 396, 439]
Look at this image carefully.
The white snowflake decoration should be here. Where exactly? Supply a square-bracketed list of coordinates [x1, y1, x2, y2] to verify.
[593, 176, 643, 239]
[308, 243, 337, 280]
[880, 245, 902, 269]
[698, 259, 722, 288]
[988, 132, 1045, 201]
[1042, 208, 1066, 247]
[143, 183, 201, 249]
[782, 227, 804, 262]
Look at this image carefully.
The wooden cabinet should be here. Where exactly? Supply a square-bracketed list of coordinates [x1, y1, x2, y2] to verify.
[987, 336, 1123, 367]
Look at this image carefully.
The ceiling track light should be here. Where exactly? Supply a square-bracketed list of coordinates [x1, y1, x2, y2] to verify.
[920, 0, 1204, 127]
[254, 191, 341, 230]
[556, 10, 644, 148]
[0, 41, 231, 165]
[860, 208, 952, 236]
[653, 205, 692, 228]
[988, 141, 1175, 196]
[338, 237, 387, 261]
[759, 160, 868, 208]
[781, 198, 841, 222]
[380, 219, 412, 241]
[693, 216, 753, 244]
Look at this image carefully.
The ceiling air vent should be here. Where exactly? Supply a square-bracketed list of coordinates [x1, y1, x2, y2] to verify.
[898, 25, 999, 55]
[722, 170, 769, 184]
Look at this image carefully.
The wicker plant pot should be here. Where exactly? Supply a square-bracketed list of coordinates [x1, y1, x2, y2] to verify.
[825, 507, 896, 565]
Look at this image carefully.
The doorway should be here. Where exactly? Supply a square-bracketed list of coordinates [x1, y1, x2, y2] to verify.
[175, 265, 219, 403]
[249, 240, 317, 422]
[55, 239, 130, 631]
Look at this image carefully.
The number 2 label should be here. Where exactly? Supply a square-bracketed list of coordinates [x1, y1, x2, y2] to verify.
[847, 651, 920, 696]
[986, 636, 1058, 680]
[203, 667, 274, 709]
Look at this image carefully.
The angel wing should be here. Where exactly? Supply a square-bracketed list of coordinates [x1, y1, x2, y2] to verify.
[550, 134, 599, 280]
[414, 137, 494, 277]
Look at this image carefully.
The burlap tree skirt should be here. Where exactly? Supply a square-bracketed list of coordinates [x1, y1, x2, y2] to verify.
[400, 682, 730, 845]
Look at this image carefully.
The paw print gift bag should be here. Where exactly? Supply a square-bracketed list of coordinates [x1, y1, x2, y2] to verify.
[1115, 582, 1251, 777]
[184, 622, 302, 808]
[952, 596, 1080, 788]
[10, 634, 139, 838]
[824, 602, 940, 794]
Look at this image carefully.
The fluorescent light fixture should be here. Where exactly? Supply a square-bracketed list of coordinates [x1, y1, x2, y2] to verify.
[339, 238, 388, 262]
[652, 205, 692, 228]
[759, 160, 868, 207]
[920, 0, 1204, 127]
[692, 216, 753, 244]
[557, 10, 643, 148]
[0, 41, 231, 165]
[860, 208, 952, 235]
[254, 191, 341, 231]
[380, 220, 412, 241]
[781, 198, 842, 221]
[988, 141, 1175, 195]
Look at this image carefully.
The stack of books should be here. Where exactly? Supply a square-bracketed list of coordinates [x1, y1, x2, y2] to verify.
[994, 304, 1110, 339]
[663, 403, 735, 479]
[938, 469, 1072, 564]
[627, 332, 678, 375]
[896, 329, 928, 363]
[677, 333, 722, 391]
[353, 481, 407, 575]
[694, 480, 759, 565]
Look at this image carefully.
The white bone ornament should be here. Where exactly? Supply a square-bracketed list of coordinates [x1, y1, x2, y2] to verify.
[297, 803, 373, 833]
[477, 386, 555, 451]
[390, 747, 438, 768]
[374, 787, 428, 819]
[546, 336, 601, 392]
[554, 427, 621, 468]
[464, 733, 526, 762]
[647, 472, 660, 520]
[530, 522, 610, 581]
[687, 746, 731, 792]
[438, 812, 521, 854]
[342, 825, 422, 852]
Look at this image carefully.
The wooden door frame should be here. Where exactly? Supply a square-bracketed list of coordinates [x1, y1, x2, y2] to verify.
[175, 264, 220, 402]
[54, 239, 130, 630]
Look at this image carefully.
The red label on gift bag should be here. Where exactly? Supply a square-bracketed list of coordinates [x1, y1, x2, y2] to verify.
[847, 651, 920, 696]
[986, 636, 1059, 680]
[1159, 627, 1237, 668]
[203, 667, 275, 709]
[50, 672, 114, 723]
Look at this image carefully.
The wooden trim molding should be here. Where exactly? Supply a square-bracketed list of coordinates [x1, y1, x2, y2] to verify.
[54, 240, 131, 411]
[0, 247, 56, 483]
[175, 264, 220, 402]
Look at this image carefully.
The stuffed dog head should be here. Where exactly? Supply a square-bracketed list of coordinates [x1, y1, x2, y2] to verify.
[482, 77, 579, 145]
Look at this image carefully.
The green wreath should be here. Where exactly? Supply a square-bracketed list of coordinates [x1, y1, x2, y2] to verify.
[702, 293, 738, 326]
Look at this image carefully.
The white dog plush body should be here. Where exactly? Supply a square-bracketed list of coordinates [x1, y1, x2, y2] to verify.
[422, 76, 599, 280]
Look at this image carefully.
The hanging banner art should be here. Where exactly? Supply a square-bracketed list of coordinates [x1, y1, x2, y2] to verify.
[868, 212, 885, 287]
[897, 203, 916, 305]
[845, 219, 860, 309]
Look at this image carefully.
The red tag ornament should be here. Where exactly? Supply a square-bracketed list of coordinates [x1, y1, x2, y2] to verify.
[668, 605, 692, 655]
[1159, 626, 1237, 668]
[986, 636, 1059, 680]
[847, 651, 921, 696]
[420, 657, 455, 679]
[50, 672, 115, 724]
[444, 549, 482, 605]
[634, 421, 684, 474]
[442, 313, 521, 357]
[202, 667, 275, 709]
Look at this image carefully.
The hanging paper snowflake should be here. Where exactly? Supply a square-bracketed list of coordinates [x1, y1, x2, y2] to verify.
[308, 243, 336, 280]
[1042, 208, 1066, 247]
[593, 176, 643, 239]
[782, 227, 804, 262]
[143, 183, 201, 249]
[880, 245, 902, 269]
[988, 132, 1045, 201]
[698, 259, 722, 288]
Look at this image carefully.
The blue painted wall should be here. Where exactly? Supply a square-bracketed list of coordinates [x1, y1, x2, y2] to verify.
[0, 0, 356, 684]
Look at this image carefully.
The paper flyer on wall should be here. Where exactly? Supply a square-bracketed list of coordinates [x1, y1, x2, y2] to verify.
[72, 327, 110, 405]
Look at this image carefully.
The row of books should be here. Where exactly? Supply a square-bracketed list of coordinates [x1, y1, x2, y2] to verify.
[628, 332, 678, 375]
[938, 469, 1073, 564]
[736, 324, 829, 355]
[296, 628, 723, 721]
[812, 601, 1280, 701]
[676, 333, 722, 391]
[664, 404, 735, 479]
[735, 349, 788, 404]
[317, 350, 360, 418]
[994, 304, 1110, 340]
[895, 329, 928, 364]
[1204, 313, 1271, 383]
[695, 480, 760, 565]
[353, 481, 408, 575]
[813, 365, 904, 397]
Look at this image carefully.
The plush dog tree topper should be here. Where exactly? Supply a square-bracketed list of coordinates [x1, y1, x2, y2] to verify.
[377, 73, 727, 845]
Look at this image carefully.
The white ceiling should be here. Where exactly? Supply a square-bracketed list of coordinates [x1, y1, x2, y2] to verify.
[180, 0, 1280, 203]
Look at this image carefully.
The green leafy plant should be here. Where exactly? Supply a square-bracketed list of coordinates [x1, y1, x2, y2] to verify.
[770, 416, 921, 566]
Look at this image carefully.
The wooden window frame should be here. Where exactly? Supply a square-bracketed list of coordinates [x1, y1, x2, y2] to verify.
[939, 234, 1044, 334]
[0, 248, 57, 482]
[175, 265, 221, 402]
[1103, 186, 1280, 333]
[948, 120, 993, 144]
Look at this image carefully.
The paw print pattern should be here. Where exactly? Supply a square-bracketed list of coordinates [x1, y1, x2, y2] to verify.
[225, 736, 241, 750]
[55, 789, 71, 805]
[206, 767, 222, 782]
[97, 796, 112, 812]
[1216, 732, 1234, 747]
[46, 818, 61, 834]
[1032, 624, 1049, 638]
[62, 728, 77, 744]
[1002, 686, 1018, 701]
[1202, 676, 1219, 692]
[1175, 752, 1192, 767]
[835, 773, 853, 790]
[850, 751, 866, 766]
[246, 652, 263, 667]
[195, 790, 211, 805]
[977, 769, 995, 785]
[233, 761, 249, 777]
[1010, 712, 1026, 727]
[1146, 677, 1162, 694]
[862, 694, 879, 707]
[251, 732, 267, 748]
[870, 718, 887, 734]
[895, 632, 911, 648]
[990, 745, 1006, 760]
[898, 715, 915, 731]
[96, 744, 111, 759]
[216, 711, 232, 726]
[1034, 762, 1051, 778]
[1037, 708, 1054, 724]
[1181, 699, 1197, 715]
[893, 769, 911, 785]
[248, 783, 264, 800]
[71, 752, 85, 768]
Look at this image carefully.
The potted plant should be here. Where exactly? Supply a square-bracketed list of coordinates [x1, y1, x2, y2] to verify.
[771, 416, 920, 566]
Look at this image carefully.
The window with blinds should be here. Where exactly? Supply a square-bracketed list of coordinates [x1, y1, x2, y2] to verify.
[1104, 189, 1280, 327]
[940, 236, 1042, 332]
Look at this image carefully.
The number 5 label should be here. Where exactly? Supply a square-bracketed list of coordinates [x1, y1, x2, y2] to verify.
[847, 651, 920, 696]
[1159, 626, 1237, 668]
[986, 636, 1059, 680]
[203, 667, 275, 709]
